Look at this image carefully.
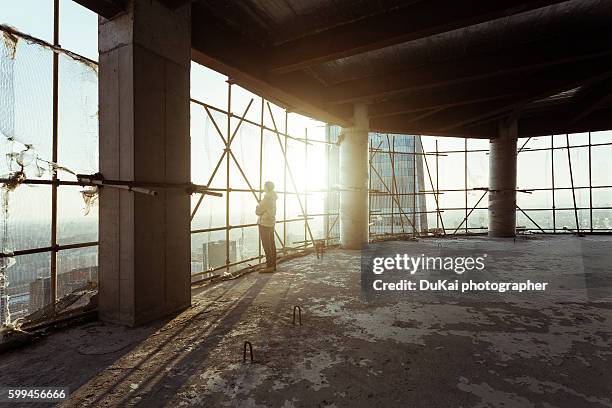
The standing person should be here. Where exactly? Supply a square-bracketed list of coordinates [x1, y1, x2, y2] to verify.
[256, 181, 278, 272]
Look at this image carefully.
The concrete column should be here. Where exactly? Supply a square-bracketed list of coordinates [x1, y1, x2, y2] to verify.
[98, 0, 191, 326]
[340, 104, 369, 249]
[488, 118, 518, 237]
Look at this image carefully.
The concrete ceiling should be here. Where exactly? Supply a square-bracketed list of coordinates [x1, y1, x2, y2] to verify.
[79, 0, 612, 138]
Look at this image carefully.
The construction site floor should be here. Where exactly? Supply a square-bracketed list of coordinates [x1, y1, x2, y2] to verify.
[1, 235, 611, 407]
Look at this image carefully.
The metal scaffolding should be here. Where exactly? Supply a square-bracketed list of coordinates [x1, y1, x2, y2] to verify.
[376, 134, 612, 236]
[189, 82, 340, 279]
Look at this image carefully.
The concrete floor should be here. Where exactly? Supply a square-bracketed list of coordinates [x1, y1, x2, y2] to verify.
[1, 235, 612, 407]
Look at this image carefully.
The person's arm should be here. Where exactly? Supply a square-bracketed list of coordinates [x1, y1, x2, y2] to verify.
[268, 199, 276, 217]
[255, 196, 269, 216]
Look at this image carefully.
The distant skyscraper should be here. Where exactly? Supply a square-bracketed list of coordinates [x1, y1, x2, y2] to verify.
[29, 277, 50, 313]
[325, 126, 428, 239]
[29, 266, 98, 313]
[28, 266, 98, 313]
[203, 240, 236, 271]
[369, 132, 428, 235]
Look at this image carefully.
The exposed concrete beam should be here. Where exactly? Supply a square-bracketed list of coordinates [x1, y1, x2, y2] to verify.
[74, 0, 185, 17]
[73, 0, 126, 19]
[191, 49, 351, 127]
[323, 35, 612, 104]
[364, 64, 602, 119]
[368, 118, 496, 139]
[368, 56, 612, 135]
[267, 0, 571, 74]
[435, 58, 612, 132]
[520, 107, 612, 137]
[569, 78, 612, 124]
[365, 77, 524, 118]
[191, 4, 351, 127]
[367, 95, 511, 119]
[159, 0, 191, 9]
[370, 102, 612, 139]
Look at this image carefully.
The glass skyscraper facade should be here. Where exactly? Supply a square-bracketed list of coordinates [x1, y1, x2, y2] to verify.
[325, 126, 428, 240]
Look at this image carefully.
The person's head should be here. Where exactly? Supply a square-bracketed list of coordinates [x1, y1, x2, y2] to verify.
[264, 181, 275, 192]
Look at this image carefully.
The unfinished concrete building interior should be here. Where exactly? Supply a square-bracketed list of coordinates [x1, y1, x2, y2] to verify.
[1, 0, 612, 406]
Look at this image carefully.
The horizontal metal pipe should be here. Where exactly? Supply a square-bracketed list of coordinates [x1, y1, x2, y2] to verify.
[0, 241, 99, 258]
[190, 217, 315, 234]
